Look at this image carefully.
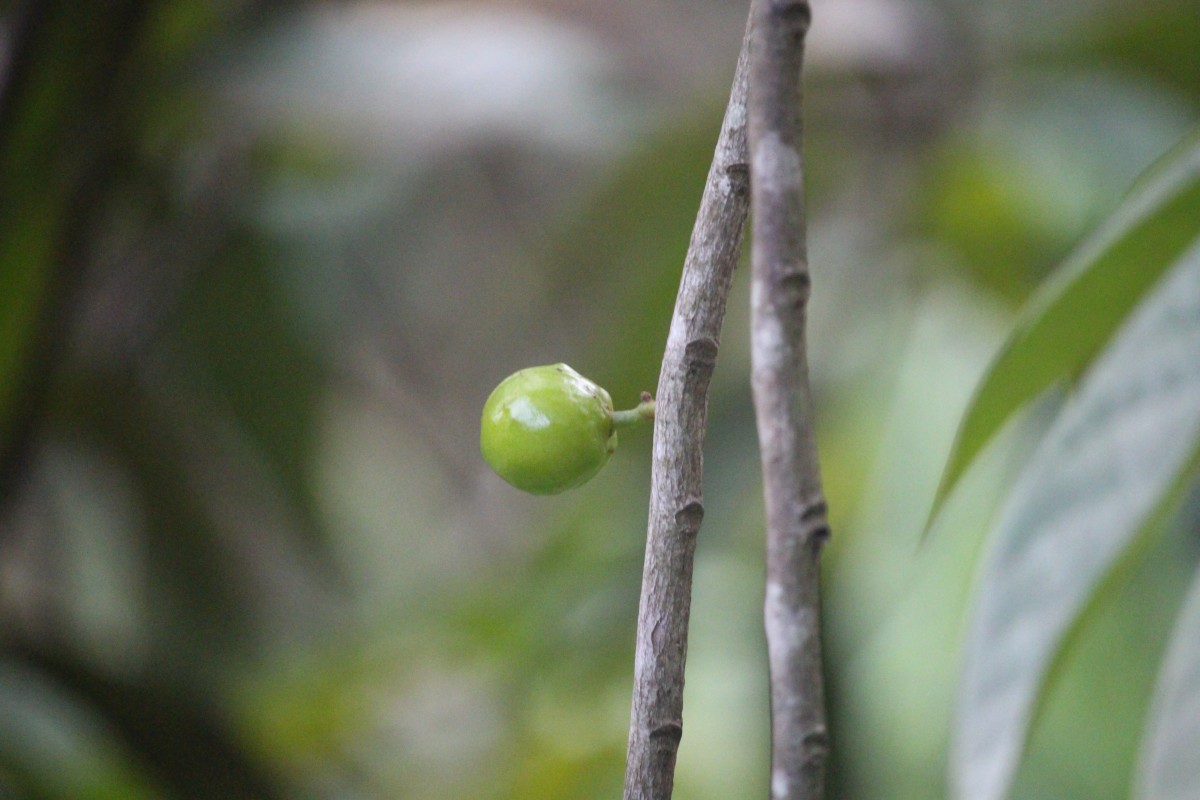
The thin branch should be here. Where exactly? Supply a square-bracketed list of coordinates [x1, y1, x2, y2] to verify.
[747, 1, 831, 800]
[622, 18, 753, 800]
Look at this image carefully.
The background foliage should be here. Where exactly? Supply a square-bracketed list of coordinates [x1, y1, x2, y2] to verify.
[0, 1, 1197, 799]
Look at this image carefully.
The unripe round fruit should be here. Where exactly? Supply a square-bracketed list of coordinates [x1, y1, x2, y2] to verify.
[481, 364, 617, 495]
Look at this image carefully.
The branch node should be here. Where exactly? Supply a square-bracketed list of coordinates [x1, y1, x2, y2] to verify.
[798, 499, 831, 546]
[799, 500, 825, 523]
[802, 727, 830, 760]
[683, 336, 719, 371]
[725, 162, 751, 198]
[649, 721, 684, 744]
[674, 499, 705, 537]
[780, 270, 812, 308]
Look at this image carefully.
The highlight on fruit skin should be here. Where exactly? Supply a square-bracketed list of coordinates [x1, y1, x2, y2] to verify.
[480, 363, 654, 495]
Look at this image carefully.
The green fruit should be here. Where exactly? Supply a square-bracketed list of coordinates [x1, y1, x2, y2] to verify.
[481, 364, 617, 495]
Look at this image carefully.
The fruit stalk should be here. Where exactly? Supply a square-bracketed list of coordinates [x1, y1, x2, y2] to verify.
[611, 398, 656, 429]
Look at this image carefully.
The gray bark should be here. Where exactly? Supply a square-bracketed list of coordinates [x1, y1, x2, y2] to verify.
[621, 19, 753, 800]
[747, 1, 831, 799]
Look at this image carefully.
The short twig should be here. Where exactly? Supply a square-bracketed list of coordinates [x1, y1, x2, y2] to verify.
[621, 17, 753, 800]
[747, 1, 831, 799]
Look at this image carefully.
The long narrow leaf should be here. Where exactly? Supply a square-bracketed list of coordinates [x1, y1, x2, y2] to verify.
[949, 237, 1200, 800]
[1133, 560, 1200, 800]
[932, 128, 1200, 517]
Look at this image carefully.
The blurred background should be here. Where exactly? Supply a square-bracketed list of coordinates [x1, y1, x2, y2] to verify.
[0, 0, 1197, 798]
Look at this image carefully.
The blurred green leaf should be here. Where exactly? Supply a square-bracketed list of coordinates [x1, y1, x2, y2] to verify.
[0, 660, 164, 800]
[0, 0, 151, 491]
[1071, 1, 1200, 99]
[932, 127, 1200, 519]
[172, 234, 326, 544]
[1133, 561, 1200, 800]
[6, 645, 288, 800]
[949, 235, 1200, 800]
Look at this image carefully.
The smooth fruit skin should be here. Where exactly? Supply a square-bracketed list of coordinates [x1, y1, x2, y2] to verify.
[480, 364, 617, 495]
